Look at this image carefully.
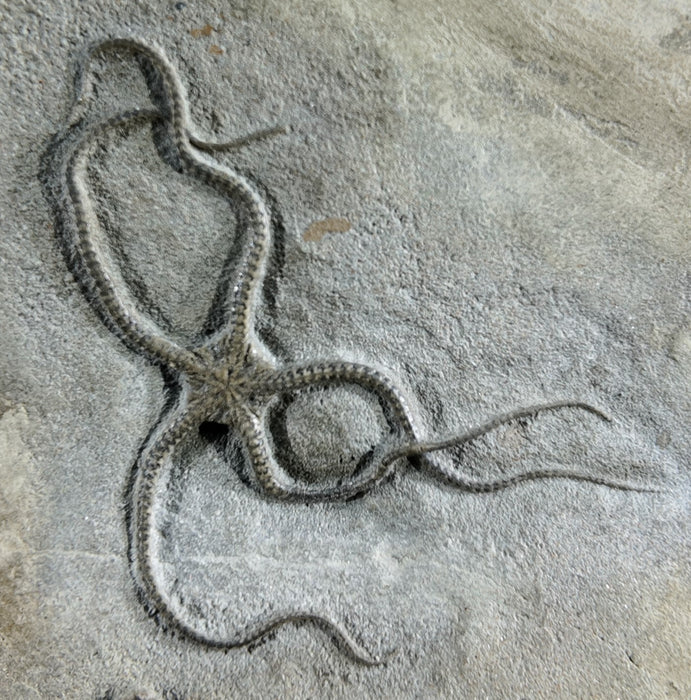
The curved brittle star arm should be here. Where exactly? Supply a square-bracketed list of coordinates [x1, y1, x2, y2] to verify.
[70, 38, 192, 146]
[65, 106, 286, 373]
[132, 397, 387, 665]
[246, 361, 422, 500]
[189, 124, 290, 153]
[253, 365, 656, 496]
[189, 155, 273, 367]
[65, 109, 200, 373]
[70, 37, 280, 367]
[378, 401, 661, 493]
[71, 37, 288, 156]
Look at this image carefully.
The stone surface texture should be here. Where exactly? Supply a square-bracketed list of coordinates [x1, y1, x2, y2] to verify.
[0, 0, 689, 698]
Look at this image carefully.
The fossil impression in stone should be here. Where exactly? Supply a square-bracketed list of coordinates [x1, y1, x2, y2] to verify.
[45, 37, 657, 664]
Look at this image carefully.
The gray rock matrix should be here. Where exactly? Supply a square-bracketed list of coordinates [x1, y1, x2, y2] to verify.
[0, 1, 688, 698]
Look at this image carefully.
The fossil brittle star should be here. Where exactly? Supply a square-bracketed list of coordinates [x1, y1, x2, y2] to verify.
[53, 37, 657, 665]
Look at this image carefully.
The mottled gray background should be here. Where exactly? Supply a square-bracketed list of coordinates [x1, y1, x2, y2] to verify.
[1, 1, 689, 698]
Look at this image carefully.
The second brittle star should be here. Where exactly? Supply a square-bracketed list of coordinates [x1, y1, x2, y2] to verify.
[49, 36, 658, 664]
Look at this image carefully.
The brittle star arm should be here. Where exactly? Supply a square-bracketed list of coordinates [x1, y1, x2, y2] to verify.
[132, 396, 388, 665]
[71, 37, 287, 157]
[184, 155, 273, 367]
[244, 361, 422, 501]
[65, 109, 199, 373]
[65, 101, 285, 373]
[70, 37, 279, 366]
[70, 37, 207, 150]
[189, 125, 290, 153]
[378, 401, 660, 493]
[253, 363, 658, 495]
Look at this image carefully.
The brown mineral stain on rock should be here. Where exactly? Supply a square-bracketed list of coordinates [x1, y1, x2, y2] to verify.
[190, 24, 214, 38]
[209, 45, 224, 56]
[303, 217, 351, 243]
